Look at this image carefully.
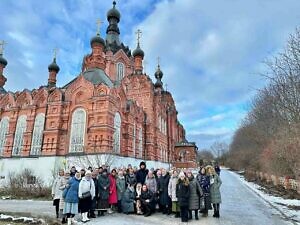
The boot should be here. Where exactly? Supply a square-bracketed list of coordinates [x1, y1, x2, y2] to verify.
[67, 218, 71, 225]
[213, 204, 217, 217]
[81, 213, 87, 223]
[188, 210, 192, 220]
[85, 212, 90, 221]
[71, 218, 77, 224]
[62, 217, 66, 224]
[195, 210, 199, 220]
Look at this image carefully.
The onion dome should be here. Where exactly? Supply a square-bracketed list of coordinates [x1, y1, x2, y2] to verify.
[155, 65, 163, 79]
[90, 33, 105, 47]
[0, 53, 7, 67]
[48, 58, 60, 73]
[154, 79, 163, 88]
[107, 1, 121, 22]
[132, 43, 144, 59]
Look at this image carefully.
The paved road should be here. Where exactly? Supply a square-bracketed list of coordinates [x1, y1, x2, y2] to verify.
[0, 169, 292, 225]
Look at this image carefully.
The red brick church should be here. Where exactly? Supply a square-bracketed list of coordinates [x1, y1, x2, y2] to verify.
[0, 1, 197, 183]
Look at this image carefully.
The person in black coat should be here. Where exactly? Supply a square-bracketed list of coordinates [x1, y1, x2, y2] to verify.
[176, 171, 190, 223]
[126, 168, 137, 187]
[157, 169, 171, 214]
[136, 161, 149, 185]
[140, 184, 155, 217]
[197, 167, 211, 217]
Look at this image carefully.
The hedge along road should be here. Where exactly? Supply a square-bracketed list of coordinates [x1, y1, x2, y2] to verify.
[0, 169, 292, 225]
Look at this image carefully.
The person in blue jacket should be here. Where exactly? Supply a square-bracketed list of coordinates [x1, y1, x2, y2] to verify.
[63, 171, 81, 225]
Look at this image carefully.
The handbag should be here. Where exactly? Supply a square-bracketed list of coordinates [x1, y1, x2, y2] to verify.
[82, 191, 91, 199]
[81, 181, 92, 199]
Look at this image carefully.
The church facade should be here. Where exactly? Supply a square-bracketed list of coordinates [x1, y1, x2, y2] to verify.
[0, 2, 197, 185]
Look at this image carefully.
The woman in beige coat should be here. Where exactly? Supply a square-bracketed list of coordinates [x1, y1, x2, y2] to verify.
[168, 170, 180, 217]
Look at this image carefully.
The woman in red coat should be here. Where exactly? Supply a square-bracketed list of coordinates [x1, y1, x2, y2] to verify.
[108, 169, 118, 213]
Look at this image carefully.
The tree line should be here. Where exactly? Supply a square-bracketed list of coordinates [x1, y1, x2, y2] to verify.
[223, 28, 300, 179]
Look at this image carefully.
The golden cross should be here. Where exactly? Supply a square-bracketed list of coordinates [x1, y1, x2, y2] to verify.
[53, 48, 59, 59]
[135, 29, 142, 44]
[96, 19, 103, 35]
[0, 40, 6, 55]
[157, 56, 161, 67]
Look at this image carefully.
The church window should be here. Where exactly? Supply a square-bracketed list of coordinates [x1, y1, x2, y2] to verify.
[0, 117, 9, 155]
[69, 108, 86, 153]
[12, 115, 27, 156]
[113, 112, 121, 154]
[138, 128, 143, 158]
[30, 113, 45, 155]
[116, 62, 125, 81]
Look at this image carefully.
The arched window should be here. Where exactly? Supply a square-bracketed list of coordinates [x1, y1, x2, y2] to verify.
[133, 122, 136, 157]
[116, 62, 125, 81]
[113, 112, 121, 153]
[30, 113, 45, 155]
[12, 115, 27, 156]
[0, 117, 9, 155]
[138, 128, 143, 158]
[69, 108, 86, 152]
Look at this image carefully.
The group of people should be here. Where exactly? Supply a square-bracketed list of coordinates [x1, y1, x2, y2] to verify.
[52, 161, 222, 224]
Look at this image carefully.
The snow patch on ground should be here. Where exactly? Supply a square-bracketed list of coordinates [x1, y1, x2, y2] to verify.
[230, 170, 300, 224]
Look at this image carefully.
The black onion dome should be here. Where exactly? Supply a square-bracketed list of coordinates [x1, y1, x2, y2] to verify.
[132, 44, 144, 58]
[155, 66, 163, 79]
[90, 34, 105, 47]
[0, 54, 7, 67]
[154, 79, 163, 88]
[107, 1, 121, 22]
[48, 58, 60, 73]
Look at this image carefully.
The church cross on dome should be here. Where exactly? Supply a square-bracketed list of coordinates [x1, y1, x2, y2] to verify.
[53, 48, 59, 59]
[0, 40, 6, 55]
[135, 29, 142, 45]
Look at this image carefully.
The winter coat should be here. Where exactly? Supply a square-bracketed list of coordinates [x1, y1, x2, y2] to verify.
[136, 168, 149, 185]
[122, 187, 135, 213]
[78, 177, 95, 199]
[188, 176, 202, 210]
[140, 190, 155, 204]
[98, 174, 110, 200]
[64, 177, 80, 203]
[52, 176, 64, 200]
[59, 176, 70, 210]
[93, 177, 99, 198]
[126, 173, 137, 187]
[210, 174, 222, 204]
[108, 174, 118, 204]
[168, 176, 178, 202]
[116, 176, 126, 201]
[157, 174, 171, 206]
[145, 176, 157, 193]
[176, 179, 190, 207]
[198, 174, 210, 195]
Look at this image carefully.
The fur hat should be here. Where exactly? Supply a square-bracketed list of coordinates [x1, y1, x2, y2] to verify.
[85, 170, 92, 175]
[179, 171, 185, 178]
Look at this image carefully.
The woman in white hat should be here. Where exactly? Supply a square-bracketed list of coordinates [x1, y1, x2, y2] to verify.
[78, 170, 95, 222]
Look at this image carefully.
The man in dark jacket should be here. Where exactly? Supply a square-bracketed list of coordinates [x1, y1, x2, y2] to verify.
[140, 184, 155, 217]
[136, 161, 149, 185]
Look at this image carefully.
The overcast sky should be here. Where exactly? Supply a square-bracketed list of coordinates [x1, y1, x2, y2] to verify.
[0, 0, 299, 149]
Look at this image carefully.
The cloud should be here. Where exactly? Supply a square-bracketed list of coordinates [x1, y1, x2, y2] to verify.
[0, 0, 299, 149]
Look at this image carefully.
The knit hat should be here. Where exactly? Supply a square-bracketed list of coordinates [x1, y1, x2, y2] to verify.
[85, 170, 92, 175]
[179, 171, 185, 178]
[140, 161, 146, 167]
